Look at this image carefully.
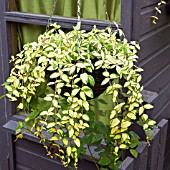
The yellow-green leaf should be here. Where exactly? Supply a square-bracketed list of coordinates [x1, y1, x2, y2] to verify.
[74, 138, 80, 147]
[139, 106, 144, 115]
[121, 121, 131, 128]
[127, 113, 136, 120]
[62, 138, 69, 146]
[66, 146, 72, 156]
[50, 136, 58, 141]
[111, 118, 120, 128]
[144, 104, 153, 110]
[82, 114, 90, 121]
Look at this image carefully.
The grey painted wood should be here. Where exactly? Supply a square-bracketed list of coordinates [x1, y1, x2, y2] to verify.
[139, 24, 170, 61]
[121, 0, 133, 40]
[157, 119, 168, 170]
[147, 82, 170, 119]
[0, 1, 16, 170]
[141, 0, 163, 8]
[140, 5, 170, 35]
[139, 44, 170, 84]
[147, 128, 160, 170]
[134, 142, 148, 170]
[118, 157, 134, 170]
[144, 64, 170, 94]
[1, 0, 170, 169]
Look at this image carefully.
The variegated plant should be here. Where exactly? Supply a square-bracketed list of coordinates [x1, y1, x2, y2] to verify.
[151, 0, 166, 24]
[2, 23, 156, 170]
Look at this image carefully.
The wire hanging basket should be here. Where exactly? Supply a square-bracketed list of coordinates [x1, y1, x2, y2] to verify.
[45, 0, 114, 98]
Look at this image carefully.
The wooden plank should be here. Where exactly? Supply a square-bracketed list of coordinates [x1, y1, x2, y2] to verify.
[155, 99, 170, 122]
[134, 142, 148, 170]
[139, 24, 170, 61]
[141, 0, 162, 8]
[118, 157, 134, 170]
[147, 128, 160, 170]
[140, 6, 170, 35]
[144, 65, 170, 94]
[140, 44, 170, 84]
[15, 139, 98, 170]
[132, 0, 142, 41]
[121, 0, 133, 40]
[4, 11, 122, 32]
[16, 163, 35, 170]
[145, 82, 170, 119]
[157, 119, 168, 170]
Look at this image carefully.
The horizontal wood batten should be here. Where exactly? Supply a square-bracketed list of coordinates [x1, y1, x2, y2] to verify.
[146, 82, 170, 119]
[140, 6, 170, 35]
[139, 24, 170, 61]
[140, 44, 170, 84]
[4, 12, 122, 31]
[141, 0, 163, 8]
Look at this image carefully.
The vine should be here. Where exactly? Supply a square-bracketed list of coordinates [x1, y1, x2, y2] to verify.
[2, 23, 156, 169]
[151, 0, 166, 24]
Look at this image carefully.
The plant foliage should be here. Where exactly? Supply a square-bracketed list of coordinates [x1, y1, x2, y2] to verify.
[2, 23, 156, 169]
[151, 0, 166, 24]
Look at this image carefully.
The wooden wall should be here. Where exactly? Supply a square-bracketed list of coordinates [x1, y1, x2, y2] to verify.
[132, 1, 170, 169]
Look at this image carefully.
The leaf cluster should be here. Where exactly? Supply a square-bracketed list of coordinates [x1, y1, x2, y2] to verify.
[151, 0, 166, 24]
[3, 23, 156, 169]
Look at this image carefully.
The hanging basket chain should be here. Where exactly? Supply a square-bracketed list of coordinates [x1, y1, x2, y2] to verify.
[102, 0, 112, 30]
[77, 0, 81, 55]
[46, 0, 58, 32]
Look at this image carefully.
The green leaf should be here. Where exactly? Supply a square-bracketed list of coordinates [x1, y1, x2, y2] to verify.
[139, 106, 144, 115]
[74, 138, 80, 147]
[113, 84, 122, 89]
[130, 149, 138, 158]
[69, 128, 74, 138]
[80, 91, 86, 100]
[145, 129, 154, 140]
[66, 146, 72, 156]
[103, 71, 110, 77]
[25, 110, 39, 122]
[44, 96, 53, 101]
[82, 86, 94, 98]
[80, 73, 88, 84]
[88, 75, 95, 87]
[106, 86, 113, 94]
[110, 73, 119, 79]
[82, 114, 90, 121]
[17, 134, 23, 139]
[92, 134, 103, 143]
[95, 60, 103, 67]
[98, 156, 111, 166]
[47, 122, 56, 128]
[101, 78, 110, 86]
[17, 103, 24, 110]
[141, 114, 148, 122]
[111, 118, 120, 128]
[120, 144, 128, 149]
[50, 136, 58, 141]
[71, 88, 80, 96]
[83, 100, 89, 110]
[62, 138, 69, 146]
[144, 104, 154, 109]
[76, 63, 85, 68]
[50, 72, 60, 79]
[127, 113, 136, 120]
[148, 120, 156, 126]
[61, 74, 70, 83]
[122, 133, 130, 141]
[121, 121, 131, 128]
[52, 100, 58, 108]
[110, 110, 117, 119]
